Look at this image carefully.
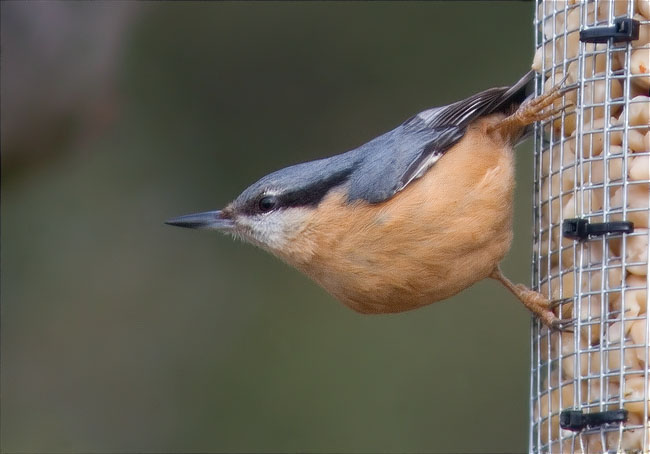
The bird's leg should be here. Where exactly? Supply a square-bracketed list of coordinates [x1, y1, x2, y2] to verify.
[490, 265, 567, 330]
[487, 78, 573, 136]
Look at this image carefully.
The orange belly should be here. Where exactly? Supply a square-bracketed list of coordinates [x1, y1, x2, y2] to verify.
[283, 116, 516, 314]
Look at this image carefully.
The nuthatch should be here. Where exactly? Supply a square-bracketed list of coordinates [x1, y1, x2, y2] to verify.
[167, 71, 571, 328]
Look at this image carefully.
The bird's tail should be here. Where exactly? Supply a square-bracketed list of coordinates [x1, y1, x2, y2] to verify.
[485, 70, 536, 117]
[487, 70, 538, 144]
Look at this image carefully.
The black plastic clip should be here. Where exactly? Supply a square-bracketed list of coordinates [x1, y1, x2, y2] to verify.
[560, 409, 628, 432]
[562, 218, 634, 241]
[580, 17, 640, 43]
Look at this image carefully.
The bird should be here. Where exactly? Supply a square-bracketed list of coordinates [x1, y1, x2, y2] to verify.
[166, 70, 571, 328]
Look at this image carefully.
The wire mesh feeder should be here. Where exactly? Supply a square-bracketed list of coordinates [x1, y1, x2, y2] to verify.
[530, 1, 650, 453]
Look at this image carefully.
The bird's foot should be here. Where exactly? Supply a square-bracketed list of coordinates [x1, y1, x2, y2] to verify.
[490, 266, 573, 331]
[515, 287, 574, 332]
[487, 76, 576, 135]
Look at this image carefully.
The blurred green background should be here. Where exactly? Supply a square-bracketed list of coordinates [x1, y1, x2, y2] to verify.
[2, 2, 536, 453]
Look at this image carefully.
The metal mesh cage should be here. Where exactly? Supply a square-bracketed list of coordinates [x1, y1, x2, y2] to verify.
[530, 1, 650, 452]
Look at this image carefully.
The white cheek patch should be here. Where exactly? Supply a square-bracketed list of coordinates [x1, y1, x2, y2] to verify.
[236, 208, 311, 251]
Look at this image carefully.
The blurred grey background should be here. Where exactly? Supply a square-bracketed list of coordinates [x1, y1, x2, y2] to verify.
[2, 2, 535, 452]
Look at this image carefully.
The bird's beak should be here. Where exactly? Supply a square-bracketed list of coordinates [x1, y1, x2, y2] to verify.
[165, 210, 235, 231]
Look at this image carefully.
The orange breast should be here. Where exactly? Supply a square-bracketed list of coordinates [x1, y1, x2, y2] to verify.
[283, 115, 516, 314]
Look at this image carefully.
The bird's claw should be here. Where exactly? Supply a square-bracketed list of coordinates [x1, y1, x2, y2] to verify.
[549, 296, 573, 309]
[549, 317, 576, 333]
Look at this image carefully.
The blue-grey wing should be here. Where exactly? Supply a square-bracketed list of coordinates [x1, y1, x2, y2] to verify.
[346, 123, 463, 203]
[347, 71, 534, 204]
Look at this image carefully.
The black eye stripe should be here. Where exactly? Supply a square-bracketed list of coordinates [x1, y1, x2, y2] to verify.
[240, 168, 353, 215]
[277, 168, 353, 208]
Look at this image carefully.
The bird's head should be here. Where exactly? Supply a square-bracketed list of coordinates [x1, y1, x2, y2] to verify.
[166, 157, 354, 258]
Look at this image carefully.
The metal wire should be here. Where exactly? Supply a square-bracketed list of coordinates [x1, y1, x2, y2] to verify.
[530, 1, 650, 452]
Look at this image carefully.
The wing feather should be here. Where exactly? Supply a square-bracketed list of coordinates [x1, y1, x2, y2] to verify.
[395, 71, 534, 194]
[346, 71, 535, 204]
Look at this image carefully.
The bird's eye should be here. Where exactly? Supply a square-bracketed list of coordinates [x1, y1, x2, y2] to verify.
[258, 196, 277, 212]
